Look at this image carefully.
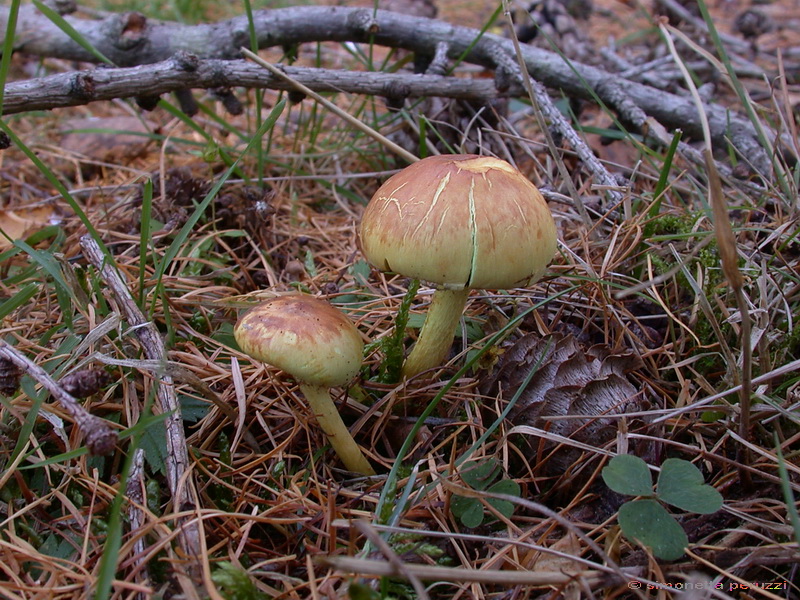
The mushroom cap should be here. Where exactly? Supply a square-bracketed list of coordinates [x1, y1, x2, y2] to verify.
[234, 295, 364, 388]
[359, 154, 557, 289]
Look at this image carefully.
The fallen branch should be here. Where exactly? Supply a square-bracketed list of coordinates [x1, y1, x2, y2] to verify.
[0, 55, 507, 115]
[0, 341, 117, 456]
[125, 448, 149, 597]
[322, 556, 615, 586]
[79, 234, 203, 591]
[0, 5, 775, 175]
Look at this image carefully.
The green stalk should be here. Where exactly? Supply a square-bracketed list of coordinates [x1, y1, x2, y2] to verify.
[299, 383, 375, 476]
[402, 288, 470, 378]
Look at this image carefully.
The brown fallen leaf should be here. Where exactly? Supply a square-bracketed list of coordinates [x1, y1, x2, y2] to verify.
[0, 205, 60, 249]
[522, 532, 583, 600]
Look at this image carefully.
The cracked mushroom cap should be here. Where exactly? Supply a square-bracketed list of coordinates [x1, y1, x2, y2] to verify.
[359, 154, 557, 289]
[234, 295, 364, 388]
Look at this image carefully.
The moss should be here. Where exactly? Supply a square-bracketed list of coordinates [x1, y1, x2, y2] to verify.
[645, 213, 737, 379]
[649, 213, 688, 236]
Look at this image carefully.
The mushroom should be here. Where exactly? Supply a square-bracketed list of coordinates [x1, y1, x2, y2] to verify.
[359, 154, 557, 378]
[234, 294, 375, 475]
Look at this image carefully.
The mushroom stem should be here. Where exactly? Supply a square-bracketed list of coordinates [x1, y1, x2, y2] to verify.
[298, 383, 375, 475]
[402, 287, 470, 379]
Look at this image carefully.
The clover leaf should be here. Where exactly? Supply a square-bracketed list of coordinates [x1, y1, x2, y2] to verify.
[657, 458, 723, 514]
[603, 455, 723, 561]
[451, 461, 520, 528]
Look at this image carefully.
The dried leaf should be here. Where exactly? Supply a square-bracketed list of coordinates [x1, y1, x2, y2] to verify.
[0, 206, 60, 249]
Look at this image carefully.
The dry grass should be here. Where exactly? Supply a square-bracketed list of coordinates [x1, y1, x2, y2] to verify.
[0, 0, 799, 599]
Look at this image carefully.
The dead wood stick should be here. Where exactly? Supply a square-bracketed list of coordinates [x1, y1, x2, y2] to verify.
[78, 234, 203, 583]
[125, 448, 150, 599]
[352, 521, 429, 600]
[0, 56, 506, 115]
[0, 5, 775, 176]
[321, 556, 611, 586]
[493, 11, 619, 213]
[0, 341, 117, 455]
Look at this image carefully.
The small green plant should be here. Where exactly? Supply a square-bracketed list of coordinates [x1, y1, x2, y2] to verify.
[212, 562, 270, 600]
[388, 531, 444, 561]
[602, 455, 723, 561]
[375, 279, 420, 384]
[451, 460, 521, 528]
[349, 581, 414, 600]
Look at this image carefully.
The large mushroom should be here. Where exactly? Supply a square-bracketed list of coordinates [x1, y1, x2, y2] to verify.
[359, 154, 557, 378]
[234, 294, 375, 475]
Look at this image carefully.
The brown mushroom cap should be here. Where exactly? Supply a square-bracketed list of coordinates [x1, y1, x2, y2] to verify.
[234, 295, 364, 388]
[359, 154, 557, 290]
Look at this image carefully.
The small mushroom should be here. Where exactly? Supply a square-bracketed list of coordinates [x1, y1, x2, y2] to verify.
[234, 295, 375, 475]
[359, 154, 557, 378]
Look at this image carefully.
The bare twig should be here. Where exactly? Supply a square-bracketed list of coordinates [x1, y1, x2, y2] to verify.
[500, 0, 617, 217]
[125, 448, 149, 600]
[353, 521, 429, 600]
[0, 55, 505, 116]
[78, 235, 203, 583]
[0, 4, 775, 175]
[0, 341, 117, 456]
[323, 556, 611, 586]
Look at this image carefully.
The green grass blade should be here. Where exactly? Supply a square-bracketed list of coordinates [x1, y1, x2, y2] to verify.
[94, 448, 134, 599]
[448, 3, 503, 73]
[651, 129, 682, 211]
[159, 98, 245, 178]
[374, 284, 579, 530]
[645, 128, 683, 239]
[775, 434, 800, 544]
[5, 377, 46, 469]
[17, 412, 170, 471]
[0, 283, 38, 320]
[453, 337, 551, 470]
[94, 378, 165, 600]
[13, 239, 78, 305]
[694, 0, 790, 197]
[31, 0, 115, 66]
[158, 99, 214, 141]
[0, 0, 21, 113]
[154, 98, 286, 285]
[243, 0, 265, 187]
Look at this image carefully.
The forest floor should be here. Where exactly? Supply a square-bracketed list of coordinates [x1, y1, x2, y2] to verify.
[0, 0, 798, 599]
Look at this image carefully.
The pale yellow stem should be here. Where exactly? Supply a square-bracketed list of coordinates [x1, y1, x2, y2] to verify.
[402, 288, 470, 379]
[299, 384, 375, 475]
